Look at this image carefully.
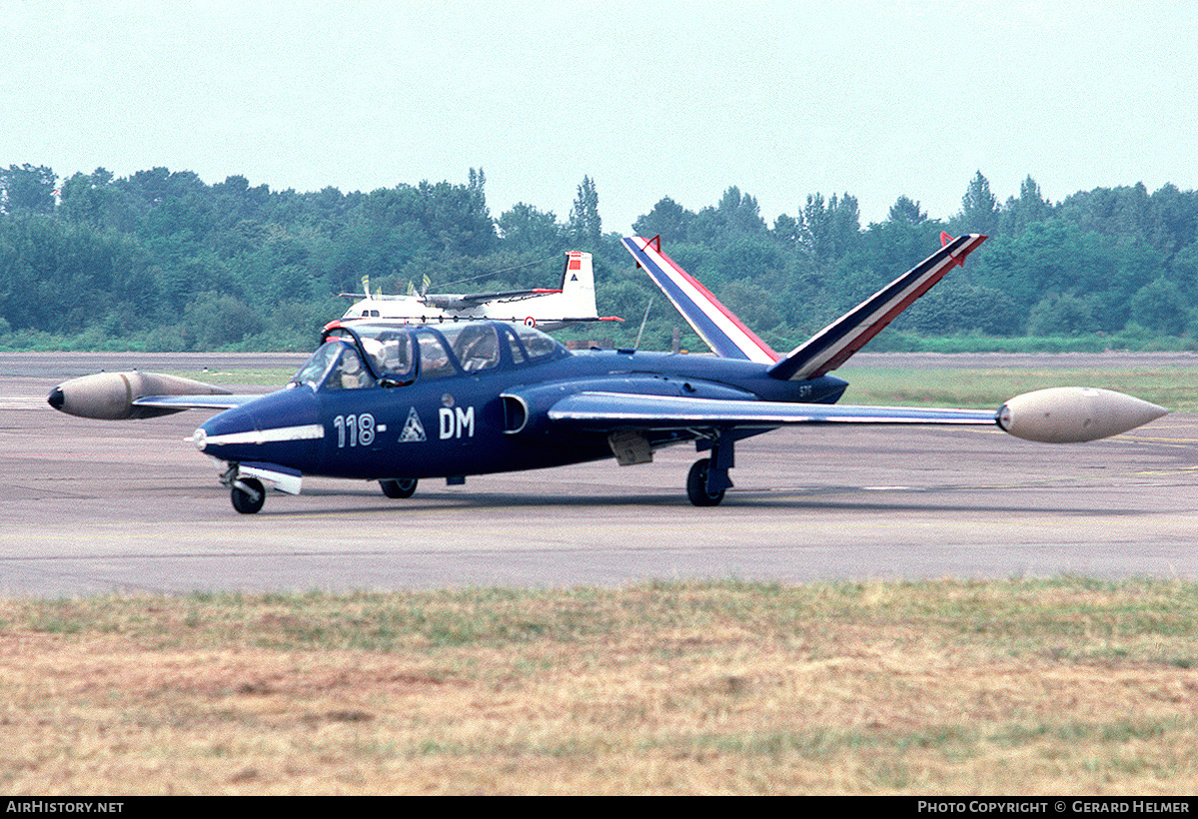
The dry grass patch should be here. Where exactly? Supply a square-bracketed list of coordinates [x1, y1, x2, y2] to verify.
[1, 578, 1197, 794]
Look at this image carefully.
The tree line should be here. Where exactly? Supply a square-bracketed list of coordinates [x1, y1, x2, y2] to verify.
[1, 162, 1196, 353]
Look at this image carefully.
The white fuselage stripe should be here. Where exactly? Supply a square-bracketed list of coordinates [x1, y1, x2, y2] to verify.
[203, 424, 325, 447]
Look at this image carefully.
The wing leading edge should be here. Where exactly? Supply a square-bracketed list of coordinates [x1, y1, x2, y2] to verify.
[132, 394, 262, 412]
[546, 391, 997, 432]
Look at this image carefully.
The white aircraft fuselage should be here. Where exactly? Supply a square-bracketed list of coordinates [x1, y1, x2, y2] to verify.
[342, 250, 610, 331]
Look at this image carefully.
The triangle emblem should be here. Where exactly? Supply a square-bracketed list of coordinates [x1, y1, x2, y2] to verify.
[399, 407, 427, 442]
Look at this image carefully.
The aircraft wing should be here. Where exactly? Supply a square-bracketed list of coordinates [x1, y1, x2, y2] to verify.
[420, 289, 561, 310]
[460, 288, 561, 304]
[545, 391, 996, 431]
[132, 394, 263, 412]
[537, 386, 1165, 445]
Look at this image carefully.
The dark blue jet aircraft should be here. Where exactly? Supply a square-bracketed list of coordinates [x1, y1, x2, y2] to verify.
[48, 234, 1167, 512]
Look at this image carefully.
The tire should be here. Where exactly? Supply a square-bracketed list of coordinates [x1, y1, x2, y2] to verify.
[379, 478, 418, 499]
[686, 458, 725, 507]
[231, 477, 266, 514]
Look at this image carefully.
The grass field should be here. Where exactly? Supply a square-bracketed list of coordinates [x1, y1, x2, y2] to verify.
[3, 578, 1197, 795]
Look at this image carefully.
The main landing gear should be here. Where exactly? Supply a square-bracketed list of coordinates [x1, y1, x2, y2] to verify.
[687, 458, 725, 506]
[379, 478, 418, 499]
[686, 434, 735, 507]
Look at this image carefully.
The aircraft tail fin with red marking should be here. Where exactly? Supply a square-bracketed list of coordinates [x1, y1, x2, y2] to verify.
[559, 250, 598, 318]
[620, 236, 779, 364]
[767, 233, 988, 381]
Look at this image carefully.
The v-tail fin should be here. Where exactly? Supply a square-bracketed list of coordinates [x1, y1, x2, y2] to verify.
[767, 233, 988, 381]
[620, 236, 778, 364]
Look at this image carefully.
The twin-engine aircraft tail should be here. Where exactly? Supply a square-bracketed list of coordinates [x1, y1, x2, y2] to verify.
[621, 232, 987, 379]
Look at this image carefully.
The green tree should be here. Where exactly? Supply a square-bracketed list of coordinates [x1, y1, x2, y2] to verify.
[1148, 183, 1198, 258]
[716, 235, 785, 287]
[960, 171, 999, 235]
[1026, 293, 1098, 336]
[183, 291, 263, 349]
[1, 164, 57, 215]
[888, 195, 926, 225]
[1129, 278, 1189, 336]
[999, 175, 1052, 235]
[418, 175, 496, 256]
[632, 197, 691, 244]
[862, 200, 944, 292]
[59, 168, 117, 226]
[568, 176, 602, 245]
[718, 279, 781, 332]
[771, 213, 799, 247]
[498, 203, 563, 255]
[799, 192, 860, 263]
[688, 187, 767, 246]
[1058, 183, 1149, 241]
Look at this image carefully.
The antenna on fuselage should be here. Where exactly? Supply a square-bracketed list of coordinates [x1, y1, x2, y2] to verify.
[634, 296, 654, 350]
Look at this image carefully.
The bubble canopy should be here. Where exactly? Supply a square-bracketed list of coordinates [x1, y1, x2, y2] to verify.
[293, 320, 569, 390]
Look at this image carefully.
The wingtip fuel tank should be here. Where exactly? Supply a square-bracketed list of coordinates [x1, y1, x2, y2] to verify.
[47, 371, 231, 420]
[998, 387, 1167, 443]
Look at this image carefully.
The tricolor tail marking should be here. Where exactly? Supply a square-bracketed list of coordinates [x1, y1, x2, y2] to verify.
[768, 233, 988, 381]
[620, 236, 778, 364]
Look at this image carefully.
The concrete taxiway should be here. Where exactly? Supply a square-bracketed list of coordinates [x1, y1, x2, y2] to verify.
[3, 352, 1197, 597]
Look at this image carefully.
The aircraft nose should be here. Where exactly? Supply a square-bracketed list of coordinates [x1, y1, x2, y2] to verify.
[47, 386, 65, 410]
[194, 389, 321, 466]
[198, 407, 253, 453]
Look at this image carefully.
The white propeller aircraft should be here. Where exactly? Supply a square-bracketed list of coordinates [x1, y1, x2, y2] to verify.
[340, 250, 621, 331]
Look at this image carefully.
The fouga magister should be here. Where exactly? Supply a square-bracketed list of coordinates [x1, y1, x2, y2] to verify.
[48, 233, 1167, 513]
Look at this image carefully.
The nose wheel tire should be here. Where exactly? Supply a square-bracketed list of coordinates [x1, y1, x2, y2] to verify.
[379, 478, 418, 499]
[231, 477, 266, 514]
[686, 458, 726, 507]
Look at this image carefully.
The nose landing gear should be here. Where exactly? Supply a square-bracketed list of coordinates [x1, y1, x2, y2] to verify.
[220, 463, 266, 514]
[230, 477, 266, 514]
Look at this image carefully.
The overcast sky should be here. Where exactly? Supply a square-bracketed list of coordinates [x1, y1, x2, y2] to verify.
[5, 1, 1196, 232]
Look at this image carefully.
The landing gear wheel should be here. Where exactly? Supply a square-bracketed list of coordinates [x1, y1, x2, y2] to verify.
[379, 478, 418, 499]
[231, 477, 266, 514]
[686, 458, 725, 507]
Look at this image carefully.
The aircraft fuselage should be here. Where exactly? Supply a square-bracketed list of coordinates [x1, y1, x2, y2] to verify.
[195, 342, 848, 484]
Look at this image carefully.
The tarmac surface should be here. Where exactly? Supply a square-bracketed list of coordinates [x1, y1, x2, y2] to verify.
[3, 351, 1197, 597]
